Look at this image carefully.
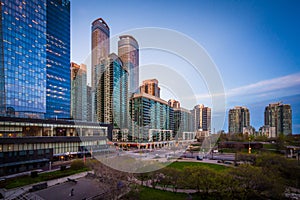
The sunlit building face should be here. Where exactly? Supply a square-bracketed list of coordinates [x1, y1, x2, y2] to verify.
[0, 0, 47, 118]
[0, 0, 71, 119]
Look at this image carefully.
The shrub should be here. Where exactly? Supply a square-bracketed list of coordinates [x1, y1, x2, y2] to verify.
[70, 160, 85, 170]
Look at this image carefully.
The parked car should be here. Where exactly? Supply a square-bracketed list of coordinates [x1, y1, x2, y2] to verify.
[196, 155, 203, 160]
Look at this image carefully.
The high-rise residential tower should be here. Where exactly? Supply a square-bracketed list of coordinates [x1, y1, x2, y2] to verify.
[45, 0, 70, 119]
[168, 99, 192, 140]
[97, 53, 128, 132]
[71, 62, 87, 121]
[118, 35, 139, 95]
[91, 18, 109, 89]
[228, 106, 250, 134]
[140, 79, 160, 97]
[91, 18, 110, 121]
[192, 104, 211, 133]
[130, 86, 172, 142]
[86, 85, 93, 122]
[264, 102, 292, 136]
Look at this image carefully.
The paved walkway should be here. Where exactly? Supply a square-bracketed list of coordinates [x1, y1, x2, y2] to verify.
[1, 171, 92, 200]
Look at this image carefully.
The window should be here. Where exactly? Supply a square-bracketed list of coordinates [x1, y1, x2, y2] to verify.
[19, 150, 26, 156]
[38, 149, 44, 155]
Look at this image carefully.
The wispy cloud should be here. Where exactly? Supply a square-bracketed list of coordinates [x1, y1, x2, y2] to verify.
[227, 72, 300, 97]
[192, 72, 300, 103]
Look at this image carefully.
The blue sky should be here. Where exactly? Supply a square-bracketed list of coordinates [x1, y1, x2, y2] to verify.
[71, 0, 300, 133]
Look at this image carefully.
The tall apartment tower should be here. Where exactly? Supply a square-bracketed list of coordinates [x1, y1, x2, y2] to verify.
[45, 0, 71, 119]
[0, 0, 70, 119]
[91, 18, 110, 121]
[140, 79, 160, 97]
[192, 104, 211, 133]
[228, 106, 250, 134]
[168, 99, 192, 140]
[130, 83, 172, 142]
[118, 35, 139, 96]
[97, 53, 128, 131]
[86, 85, 93, 122]
[71, 62, 87, 121]
[264, 102, 292, 135]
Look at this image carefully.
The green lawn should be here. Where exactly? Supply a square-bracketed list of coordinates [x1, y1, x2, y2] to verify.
[263, 143, 277, 150]
[167, 161, 228, 171]
[2, 167, 88, 189]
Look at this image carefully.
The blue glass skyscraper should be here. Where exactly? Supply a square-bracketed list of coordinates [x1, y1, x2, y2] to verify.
[0, 0, 47, 118]
[0, 0, 70, 119]
[45, 0, 70, 119]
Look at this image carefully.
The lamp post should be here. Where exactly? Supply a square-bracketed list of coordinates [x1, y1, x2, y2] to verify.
[248, 137, 251, 154]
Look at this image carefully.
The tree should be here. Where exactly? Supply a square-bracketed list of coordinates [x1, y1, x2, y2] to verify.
[254, 135, 268, 142]
[159, 167, 182, 192]
[228, 164, 285, 199]
[275, 133, 286, 151]
[255, 153, 300, 188]
[183, 166, 220, 195]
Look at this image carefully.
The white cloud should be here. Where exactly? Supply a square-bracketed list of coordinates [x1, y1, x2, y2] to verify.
[193, 72, 300, 102]
[227, 72, 300, 97]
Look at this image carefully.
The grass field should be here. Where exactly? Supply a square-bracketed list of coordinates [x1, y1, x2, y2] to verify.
[263, 143, 277, 149]
[167, 161, 228, 171]
[2, 167, 88, 189]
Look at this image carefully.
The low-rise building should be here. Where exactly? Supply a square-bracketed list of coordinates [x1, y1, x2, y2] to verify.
[243, 126, 256, 135]
[0, 117, 112, 176]
[259, 125, 276, 138]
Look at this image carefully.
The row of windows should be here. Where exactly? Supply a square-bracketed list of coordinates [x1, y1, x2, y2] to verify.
[0, 142, 78, 152]
[0, 149, 51, 159]
[2, 16, 46, 33]
[0, 121, 105, 129]
[0, 140, 106, 155]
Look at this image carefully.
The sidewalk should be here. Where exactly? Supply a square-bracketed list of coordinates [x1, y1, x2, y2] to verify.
[1, 171, 93, 200]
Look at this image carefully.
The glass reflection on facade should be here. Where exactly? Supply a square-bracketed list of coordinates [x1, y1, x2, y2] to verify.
[91, 18, 110, 122]
[118, 35, 139, 95]
[71, 62, 87, 121]
[0, 0, 47, 118]
[97, 53, 128, 132]
[130, 93, 172, 142]
[45, 0, 70, 119]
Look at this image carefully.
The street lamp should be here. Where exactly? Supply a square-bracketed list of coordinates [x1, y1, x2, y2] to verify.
[248, 137, 251, 154]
